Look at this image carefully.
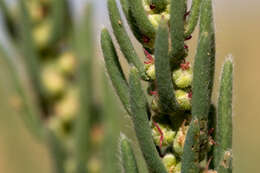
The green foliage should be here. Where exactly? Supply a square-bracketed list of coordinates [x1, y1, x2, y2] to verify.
[129, 67, 167, 173]
[119, 134, 139, 173]
[155, 19, 178, 113]
[0, 1, 118, 173]
[101, 29, 130, 114]
[101, 0, 234, 172]
[213, 59, 233, 173]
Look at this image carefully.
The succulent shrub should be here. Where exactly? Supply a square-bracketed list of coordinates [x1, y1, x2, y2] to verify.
[0, 1, 120, 173]
[101, 0, 234, 173]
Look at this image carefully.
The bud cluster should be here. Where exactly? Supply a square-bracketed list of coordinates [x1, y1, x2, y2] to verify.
[140, 1, 197, 172]
[143, 0, 170, 28]
[19, 1, 104, 172]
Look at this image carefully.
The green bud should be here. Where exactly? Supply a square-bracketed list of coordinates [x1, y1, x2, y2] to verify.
[87, 156, 102, 173]
[151, 96, 160, 112]
[41, 63, 66, 97]
[148, 14, 162, 28]
[175, 90, 192, 110]
[161, 12, 170, 21]
[174, 162, 181, 173]
[173, 124, 188, 156]
[48, 116, 68, 139]
[152, 123, 176, 147]
[26, 1, 45, 23]
[57, 51, 77, 76]
[145, 63, 156, 80]
[162, 153, 177, 172]
[172, 68, 193, 88]
[33, 20, 51, 49]
[54, 87, 79, 122]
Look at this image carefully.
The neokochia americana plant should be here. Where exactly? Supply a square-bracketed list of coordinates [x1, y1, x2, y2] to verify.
[101, 0, 234, 173]
[0, 1, 120, 173]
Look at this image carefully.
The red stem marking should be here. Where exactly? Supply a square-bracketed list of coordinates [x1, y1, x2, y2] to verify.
[150, 90, 158, 96]
[153, 121, 164, 149]
[180, 61, 190, 70]
[144, 49, 154, 64]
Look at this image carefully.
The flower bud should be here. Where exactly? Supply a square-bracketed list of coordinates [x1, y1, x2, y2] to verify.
[162, 153, 177, 172]
[87, 156, 102, 173]
[152, 122, 176, 148]
[145, 63, 156, 80]
[175, 90, 192, 110]
[172, 68, 193, 88]
[58, 51, 77, 76]
[148, 14, 162, 28]
[27, 1, 45, 23]
[33, 20, 51, 49]
[174, 162, 181, 173]
[151, 96, 160, 112]
[173, 124, 189, 156]
[48, 116, 68, 139]
[54, 87, 78, 122]
[41, 63, 66, 97]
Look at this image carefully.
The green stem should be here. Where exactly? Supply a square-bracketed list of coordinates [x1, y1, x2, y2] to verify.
[182, 0, 215, 172]
[129, 67, 167, 173]
[155, 19, 178, 113]
[0, 45, 44, 140]
[120, 134, 139, 173]
[170, 0, 185, 60]
[101, 28, 130, 114]
[74, 4, 93, 173]
[213, 59, 233, 173]
[46, 130, 67, 173]
[184, 0, 202, 37]
[102, 72, 120, 173]
[108, 0, 145, 78]
[127, 0, 156, 39]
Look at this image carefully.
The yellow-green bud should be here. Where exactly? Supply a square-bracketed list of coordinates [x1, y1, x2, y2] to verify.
[152, 123, 176, 148]
[175, 90, 191, 110]
[151, 96, 160, 112]
[33, 20, 51, 49]
[87, 156, 101, 173]
[26, 1, 45, 23]
[48, 116, 67, 139]
[148, 14, 162, 28]
[173, 125, 188, 156]
[172, 68, 193, 88]
[174, 162, 181, 173]
[162, 153, 177, 172]
[57, 51, 77, 76]
[54, 87, 79, 122]
[41, 64, 66, 97]
[145, 63, 156, 80]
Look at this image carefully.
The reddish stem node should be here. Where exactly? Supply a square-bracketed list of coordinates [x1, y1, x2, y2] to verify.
[180, 61, 190, 70]
[150, 4, 156, 10]
[144, 49, 154, 64]
[184, 11, 190, 19]
[150, 90, 158, 96]
[185, 35, 192, 41]
[188, 92, 192, 99]
[142, 36, 150, 43]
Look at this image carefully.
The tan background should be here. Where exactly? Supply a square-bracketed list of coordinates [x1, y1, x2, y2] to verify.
[0, 0, 260, 172]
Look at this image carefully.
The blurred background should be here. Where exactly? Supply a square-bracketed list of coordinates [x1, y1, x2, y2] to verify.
[0, 0, 259, 173]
